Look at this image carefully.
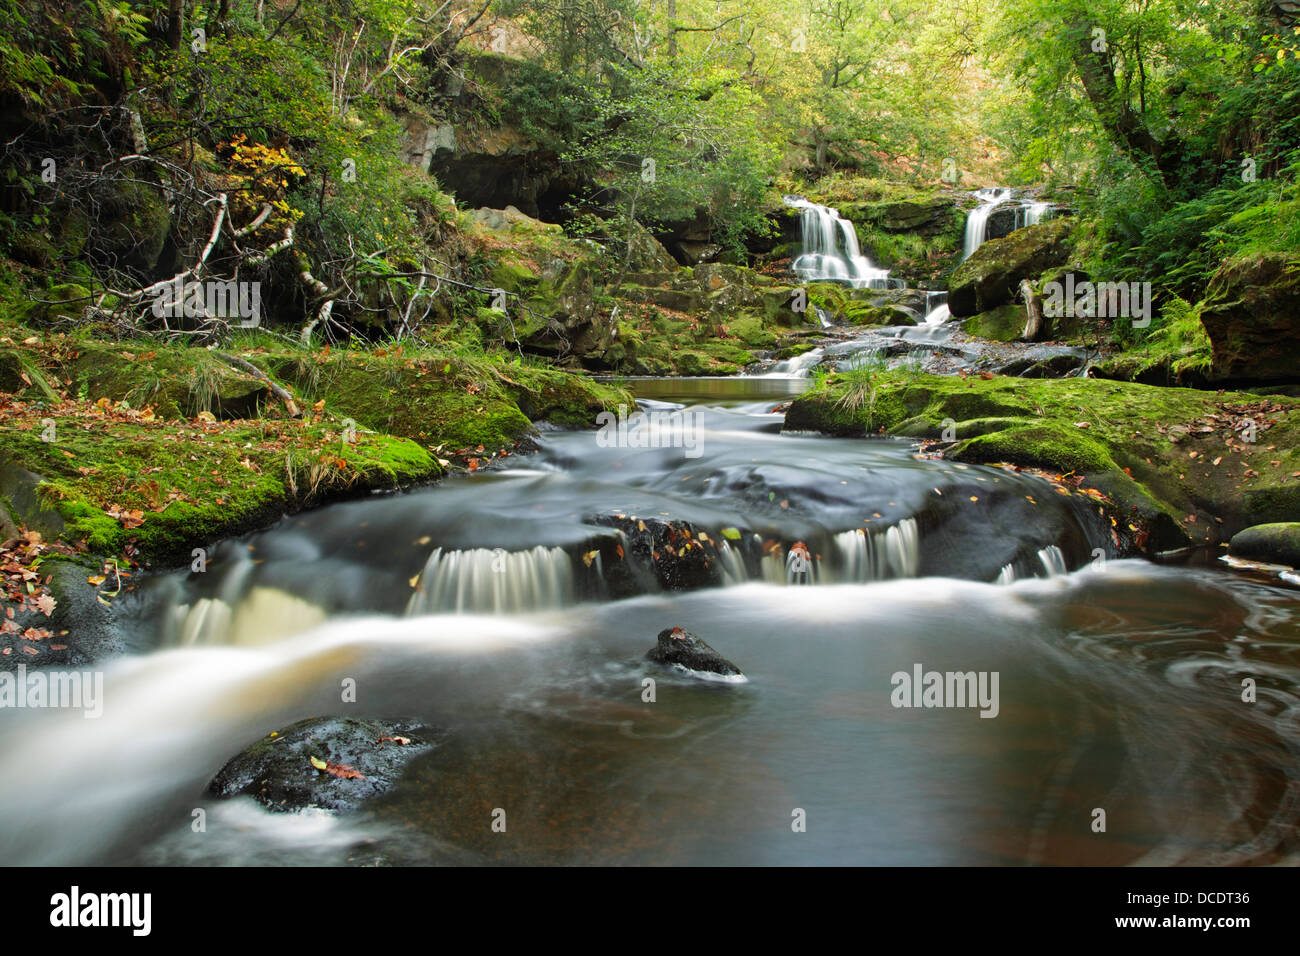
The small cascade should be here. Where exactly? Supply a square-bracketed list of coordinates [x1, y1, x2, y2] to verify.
[1016, 201, 1051, 229]
[962, 187, 1012, 260]
[716, 540, 749, 586]
[784, 196, 898, 289]
[815, 305, 834, 328]
[762, 346, 825, 378]
[406, 545, 574, 615]
[963, 189, 1054, 260]
[1037, 545, 1068, 577]
[170, 587, 327, 647]
[996, 564, 1016, 585]
[921, 291, 950, 326]
[830, 519, 921, 582]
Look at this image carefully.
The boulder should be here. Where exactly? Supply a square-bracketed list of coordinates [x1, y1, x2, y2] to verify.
[620, 221, 680, 273]
[948, 218, 1074, 317]
[1200, 253, 1300, 384]
[1229, 523, 1300, 567]
[209, 717, 440, 813]
[646, 626, 743, 677]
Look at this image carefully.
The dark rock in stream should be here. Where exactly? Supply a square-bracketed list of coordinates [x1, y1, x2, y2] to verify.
[209, 717, 441, 813]
[647, 626, 743, 678]
[1229, 523, 1300, 568]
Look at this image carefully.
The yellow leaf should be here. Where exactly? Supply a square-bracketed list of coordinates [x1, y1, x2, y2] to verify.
[310, 755, 327, 771]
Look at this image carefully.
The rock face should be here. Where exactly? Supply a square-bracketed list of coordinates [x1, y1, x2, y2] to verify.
[646, 626, 743, 677]
[209, 717, 440, 813]
[1200, 253, 1300, 384]
[1229, 523, 1300, 567]
[948, 218, 1074, 317]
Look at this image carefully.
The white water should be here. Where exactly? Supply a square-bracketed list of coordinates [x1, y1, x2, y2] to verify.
[1017, 201, 1051, 229]
[1037, 545, 1068, 577]
[761, 346, 825, 378]
[407, 545, 575, 615]
[785, 197, 894, 289]
[962, 187, 1012, 260]
[963, 190, 1056, 260]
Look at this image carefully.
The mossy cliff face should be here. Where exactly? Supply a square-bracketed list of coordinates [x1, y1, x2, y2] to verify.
[784, 370, 1300, 553]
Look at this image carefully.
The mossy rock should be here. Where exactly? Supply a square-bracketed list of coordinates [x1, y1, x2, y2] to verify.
[86, 177, 171, 274]
[1200, 253, 1300, 384]
[963, 303, 1026, 342]
[784, 370, 1300, 553]
[948, 218, 1074, 317]
[1229, 522, 1300, 567]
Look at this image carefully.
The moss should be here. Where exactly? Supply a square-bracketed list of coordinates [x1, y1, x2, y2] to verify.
[0, 412, 438, 566]
[785, 369, 1300, 551]
[727, 313, 778, 348]
[962, 303, 1025, 342]
[490, 260, 540, 294]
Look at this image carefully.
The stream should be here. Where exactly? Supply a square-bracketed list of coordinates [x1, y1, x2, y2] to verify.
[1, 377, 1297, 866]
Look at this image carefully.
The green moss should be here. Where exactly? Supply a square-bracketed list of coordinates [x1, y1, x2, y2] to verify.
[785, 369, 1300, 550]
[962, 303, 1025, 342]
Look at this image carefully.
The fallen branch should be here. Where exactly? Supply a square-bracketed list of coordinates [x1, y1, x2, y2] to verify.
[213, 352, 301, 418]
[1020, 278, 1050, 342]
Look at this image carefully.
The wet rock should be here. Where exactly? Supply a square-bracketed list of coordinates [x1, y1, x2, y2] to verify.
[647, 626, 743, 677]
[209, 717, 440, 813]
[1200, 253, 1300, 384]
[591, 515, 728, 595]
[948, 218, 1074, 317]
[1229, 523, 1300, 568]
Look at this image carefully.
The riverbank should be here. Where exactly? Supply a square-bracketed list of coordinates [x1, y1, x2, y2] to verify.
[785, 368, 1300, 553]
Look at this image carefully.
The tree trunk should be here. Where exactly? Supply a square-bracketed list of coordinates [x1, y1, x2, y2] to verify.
[167, 0, 185, 50]
[1069, 17, 1179, 183]
[1020, 279, 1050, 342]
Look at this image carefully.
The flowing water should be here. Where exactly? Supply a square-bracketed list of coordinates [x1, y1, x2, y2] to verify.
[2, 379, 1297, 866]
[784, 196, 902, 289]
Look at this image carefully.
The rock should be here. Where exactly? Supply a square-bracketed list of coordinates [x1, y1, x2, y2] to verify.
[1229, 523, 1300, 567]
[646, 626, 743, 677]
[86, 177, 171, 275]
[855, 196, 956, 236]
[592, 515, 728, 594]
[618, 221, 680, 273]
[472, 205, 561, 234]
[948, 218, 1074, 317]
[1200, 253, 1300, 384]
[209, 717, 440, 813]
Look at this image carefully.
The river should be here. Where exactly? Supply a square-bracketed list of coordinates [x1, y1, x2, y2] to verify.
[1, 377, 1296, 866]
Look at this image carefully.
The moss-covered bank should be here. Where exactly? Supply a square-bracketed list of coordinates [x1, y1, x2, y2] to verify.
[784, 370, 1300, 552]
[0, 333, 630, 569]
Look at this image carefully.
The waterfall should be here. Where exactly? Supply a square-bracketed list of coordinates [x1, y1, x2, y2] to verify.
[762, 346, 825, 378]
[921, 291, 950, 326]
[996, 564, 1016, 585]
[1017, 201, 1051, 229]
[1037, 545, 1068, 577]
[962, 187, 1011, 260]
[831, 519, 921, 582]
[406, 545, 574, 615]
[963, 189, 1054, 260]
[784, 196, 896, 289]
[171, 588, 327, 647]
